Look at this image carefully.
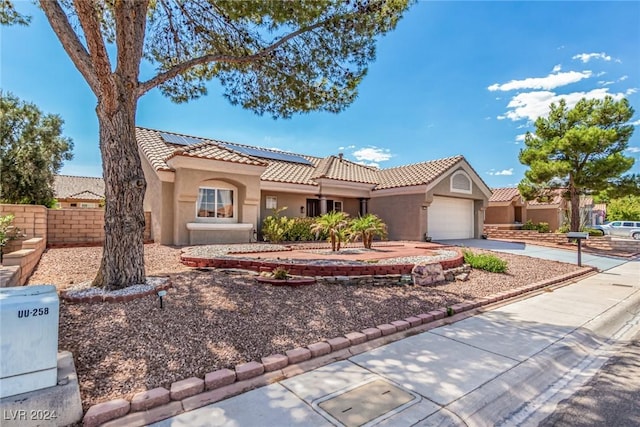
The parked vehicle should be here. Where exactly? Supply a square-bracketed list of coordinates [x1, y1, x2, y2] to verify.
[592, 221, 640, 240]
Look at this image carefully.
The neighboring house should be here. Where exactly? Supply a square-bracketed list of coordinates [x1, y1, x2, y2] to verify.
[53, 175, 105, 208]
[136, 127, 492, 245]
[487, 187, 594, 231]
[592, 203, 606, 225]
[485, 187, 526, 226]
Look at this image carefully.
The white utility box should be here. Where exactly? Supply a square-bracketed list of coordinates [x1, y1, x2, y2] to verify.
[0, 285, 59, 398]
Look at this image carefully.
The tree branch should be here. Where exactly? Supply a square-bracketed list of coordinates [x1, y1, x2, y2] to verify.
[114, 0, 149, 98]
[137, 18, 331, 97]
[72, 0, 114, 93]
[38, 0, 100, 95]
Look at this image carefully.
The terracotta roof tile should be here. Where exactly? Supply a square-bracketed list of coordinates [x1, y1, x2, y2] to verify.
[374, 156, 464, 190]
[136, 128, 477, 191]
[311, 156, 379, 184]
[489, 187, 521, 202]
[53, 175, 104, 200]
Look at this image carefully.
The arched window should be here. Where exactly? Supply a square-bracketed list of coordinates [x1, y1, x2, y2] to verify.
[450, 171, 472, 194]
[196, 181, 237, 222]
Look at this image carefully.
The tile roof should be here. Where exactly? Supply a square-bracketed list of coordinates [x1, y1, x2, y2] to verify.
[374, 156, 464, 190]
[489, 187, 521, 202]
[54, 175, 105, 200]
[136, 128, 474, 190]
[527, 189, 565, 206]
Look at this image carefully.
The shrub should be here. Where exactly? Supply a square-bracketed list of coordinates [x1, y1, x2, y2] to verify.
[0, 214, 21, 263]
[285, 217, 323, 241]
[261, 207, 294, 243]
[521, 219, 537, 230]
[272, 267, 289, 280]
[536, 222, 550, 233]
[463, 250, 508, 273]
[557, 224, 570, 233]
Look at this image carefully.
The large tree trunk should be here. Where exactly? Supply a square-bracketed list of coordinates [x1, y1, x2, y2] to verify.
[92, 87, 146, 290]
[569, 180, 580, 232]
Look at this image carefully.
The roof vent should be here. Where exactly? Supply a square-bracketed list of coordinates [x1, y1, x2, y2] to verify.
[338, 153, 344, 161]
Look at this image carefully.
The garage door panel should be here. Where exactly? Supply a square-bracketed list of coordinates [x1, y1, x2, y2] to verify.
[429, 196, 473, 240]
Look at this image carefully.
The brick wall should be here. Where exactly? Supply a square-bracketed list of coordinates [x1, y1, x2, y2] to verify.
[1, 204, 152, 249]
[47, 209, 105, 245]
[0, 204, 47, 253]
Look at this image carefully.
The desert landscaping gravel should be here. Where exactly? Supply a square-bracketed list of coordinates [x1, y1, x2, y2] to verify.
[28, 243, 583, 410]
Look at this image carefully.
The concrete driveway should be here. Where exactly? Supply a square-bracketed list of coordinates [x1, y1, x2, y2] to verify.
[437, 239, 629, 271]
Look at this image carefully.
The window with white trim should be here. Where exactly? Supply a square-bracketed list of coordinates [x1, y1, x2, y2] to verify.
[450, 171, 472, 194]
[266, 196, 277, 210]
[196, 187, 235, 220]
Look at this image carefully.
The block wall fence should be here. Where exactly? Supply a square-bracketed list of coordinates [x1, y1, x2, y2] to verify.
[0, 204, 151, 249]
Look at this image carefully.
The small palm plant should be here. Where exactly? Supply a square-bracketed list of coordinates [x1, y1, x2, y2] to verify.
[311, 211, 350, 251]
[348, 214, 387, 249]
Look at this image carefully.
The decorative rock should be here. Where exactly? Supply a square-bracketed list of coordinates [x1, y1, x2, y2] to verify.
[412, 263, 445, 286]
[261, 354, 289, 372]
[170, 377, 204, 401]
[307, 341, 331, 357]
[235, 361, 265, 380]
[286, 347, 311, 364]
[455, 272, 470, 281]
[83, 399, 130, 427]
[130, 387, 170, 412]
[205, 369, 236, 390]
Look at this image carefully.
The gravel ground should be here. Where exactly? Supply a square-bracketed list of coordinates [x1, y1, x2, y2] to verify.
[28, 243, 583, 410]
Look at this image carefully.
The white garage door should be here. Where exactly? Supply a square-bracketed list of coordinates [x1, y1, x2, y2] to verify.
[428, 196, 474, 240]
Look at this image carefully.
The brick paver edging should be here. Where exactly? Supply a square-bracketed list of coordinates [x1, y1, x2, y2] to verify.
[60, 280, 172, 304]
[180, 250, 465, 276]
[82, 265, 596, 426]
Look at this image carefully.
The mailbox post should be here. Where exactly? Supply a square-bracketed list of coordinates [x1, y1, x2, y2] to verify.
[567, 232, 589, 266]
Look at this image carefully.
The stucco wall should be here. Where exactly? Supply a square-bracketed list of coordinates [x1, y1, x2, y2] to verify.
[171, 168, 262, 245]
[485, 206, 513, 224]
[369, 193, 426, 241]
[527, 208, 562, 231]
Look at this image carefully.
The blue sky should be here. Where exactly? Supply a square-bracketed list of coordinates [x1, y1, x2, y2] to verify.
[2, 1, 639, 188]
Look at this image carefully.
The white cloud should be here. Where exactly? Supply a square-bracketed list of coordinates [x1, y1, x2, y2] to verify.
[488, 71, 592, 92]
[501, 88, 627, 122]
[630, 120, 640, 126]
[626, 88, 638, 95]
[338, 145, 355, 150]
[487, 168, 514, 176]
[515, 134, 527, 144]
[626, 146, 640, 153]
[572, 52, 612, 63]
[619, 75, 628, 81]
[552, 64, 562, 72]
[598, 80, 614, 86]
[352, 147, 392, 164]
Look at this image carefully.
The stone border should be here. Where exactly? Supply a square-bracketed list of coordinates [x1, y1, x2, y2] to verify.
[60, 281, 172, 304]
[181, 250, 464, 276]
[254, 277, 316, 287]
[82, 266, 596, 427]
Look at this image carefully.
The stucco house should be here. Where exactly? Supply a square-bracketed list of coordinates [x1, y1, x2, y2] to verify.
[53, 175, 105, 208]
[137, 127, 492, 245]
[487, 187, 594, 231]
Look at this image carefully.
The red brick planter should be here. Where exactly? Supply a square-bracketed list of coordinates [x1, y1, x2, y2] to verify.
[255, 277, 316, 287]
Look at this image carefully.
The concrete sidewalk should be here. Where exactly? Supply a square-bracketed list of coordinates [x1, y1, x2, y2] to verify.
[152, 259, 640, 427]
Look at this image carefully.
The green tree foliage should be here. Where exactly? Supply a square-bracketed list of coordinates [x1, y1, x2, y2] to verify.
[518, 96, 635, 232]
[0, 0, 30, 25]
[0, 214, 21, 262]
[2, 0, 412, 289]
[348, 213, 387, 248]
[0, 92, 73, 207]
[311, 211, 350, 251]
[606, 196, 640, 221]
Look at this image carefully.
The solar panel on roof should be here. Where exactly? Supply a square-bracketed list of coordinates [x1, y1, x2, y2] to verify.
[159, 132, 204, 146]
[218, 142, 312, 165]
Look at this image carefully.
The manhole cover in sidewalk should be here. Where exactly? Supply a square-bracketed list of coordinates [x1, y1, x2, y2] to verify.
[313, 379, 419, 427]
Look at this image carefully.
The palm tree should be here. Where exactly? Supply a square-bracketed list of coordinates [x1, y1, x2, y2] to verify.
[311, 211, 350, 251]
[348, 214, 388, 249]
